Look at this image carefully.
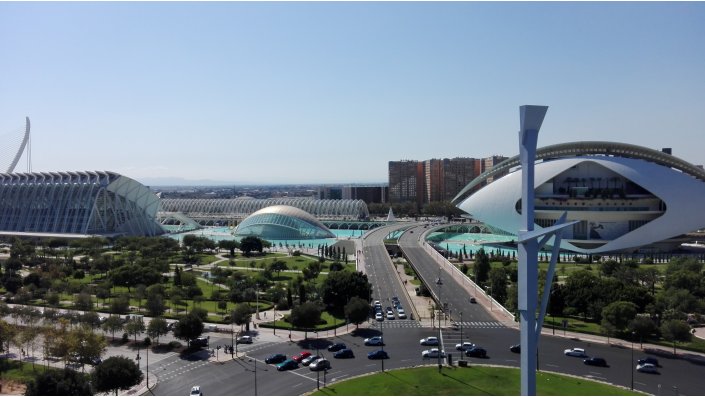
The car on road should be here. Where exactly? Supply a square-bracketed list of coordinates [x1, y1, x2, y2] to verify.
[422, 348, 446, 358]
[420, 336, 439, 346]
[386, 312, 395, 320]
[636, 363, 659, 374]
[583, 357, 608, 367]
[190, 385, 202, 396]
[465, 346, 487, 358]
[292, 351, 312, 363]
[368, 350, 389, 360]
[397, 308, 407, 319]
[276, 358, 299, 371]
[236, 335, 253, 344]
[265, 353, 287, 364]
[334, 348, 354, 359]
[564, 347, 587, 357]
[375, 312, 384, 321]
[301, 354, 320, 366]
[456, 342, 474, 351]
[309, 358, 331, 371]
[470, 297, 477, 303]
[638, 357, 660, 367]
[510, 344, 521, 353]
[327, 343, 346, 352]
[364, 336, 384, 346]
[190, 337, 209, 348]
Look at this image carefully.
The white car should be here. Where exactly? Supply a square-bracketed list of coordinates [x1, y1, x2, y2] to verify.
[636, 363, 659, 373]
[190, 386, 202, 396]
[397, 308, 407, 319]
[309, 358, 331, 371]
[386, 312, 394, 320]
[422, 348, 446, 358]
[455, 342, 474, 351]
[236, 335, 253, 344]
[364, 336, 384, 346]
[420, 336, 439, 346]
[375, 312, 384, 321]
[564, 347, 587, 357]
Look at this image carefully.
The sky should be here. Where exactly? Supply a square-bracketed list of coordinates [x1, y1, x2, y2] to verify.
[1, 2, 704, 185]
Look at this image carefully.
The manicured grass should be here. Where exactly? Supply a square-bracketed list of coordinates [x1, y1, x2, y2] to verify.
[311, 366, 643, 396]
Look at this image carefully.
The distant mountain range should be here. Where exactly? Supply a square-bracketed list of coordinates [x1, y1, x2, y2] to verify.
[135, 176, 386, 187]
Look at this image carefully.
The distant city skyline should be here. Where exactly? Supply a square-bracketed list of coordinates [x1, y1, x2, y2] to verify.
[1, 2, 703, 185]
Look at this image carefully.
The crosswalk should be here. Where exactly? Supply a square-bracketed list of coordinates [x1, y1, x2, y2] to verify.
[372, 320, 506, 329]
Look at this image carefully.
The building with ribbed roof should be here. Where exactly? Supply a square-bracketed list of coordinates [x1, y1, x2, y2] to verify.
[234, 205, 335, 240]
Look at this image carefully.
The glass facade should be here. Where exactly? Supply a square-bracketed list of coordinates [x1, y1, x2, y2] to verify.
[0, 171, 164, 236]
[235, 205, 335, 240]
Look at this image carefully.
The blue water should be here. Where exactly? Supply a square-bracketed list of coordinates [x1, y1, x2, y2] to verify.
[426, 231, 516, 256]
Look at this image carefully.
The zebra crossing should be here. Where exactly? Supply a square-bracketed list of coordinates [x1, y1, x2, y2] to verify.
[372, 320, 506, 329]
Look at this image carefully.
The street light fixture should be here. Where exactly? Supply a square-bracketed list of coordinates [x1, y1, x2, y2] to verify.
[631, 331, 635, 390]
[435, 275, 443, 373]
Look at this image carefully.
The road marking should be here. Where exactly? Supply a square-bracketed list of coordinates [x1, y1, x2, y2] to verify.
[545, 363, 559, 368]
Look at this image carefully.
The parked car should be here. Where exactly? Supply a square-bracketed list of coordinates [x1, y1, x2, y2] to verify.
[456, 342, 474, 351]
[470, 297, 477, 303]
[420, 336, 439, 346]
[422, 348, 446, 358]
[375, 312, 384, 321]
[368, 350, 389, 360]
[276, 358, 299, 371]
[386, 312, 395, 320]
[636, 363, 659, 374]
[465, 346, 487, 358]
[397, 308, 407, 319]
[190, 386, 202, 396]
[292, 351, 312, 363]
[236, 335, 253, 344]
[583, 357, 608, 367]
[327, 343, 346, 352]
[364, 336, 384, 346]
[301, 354, 320, 366]
[334, 348, 354, 359]
[265, 353, 287, 364]
[638, 357, 660, 367]
[564, 347, 587, 357]
[309, 358, 331, 371]
[510, 344, 521, 353]
[190, 337, 208, 348]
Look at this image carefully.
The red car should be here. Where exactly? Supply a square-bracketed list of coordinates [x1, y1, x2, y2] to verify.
[292, 351, 312, 363]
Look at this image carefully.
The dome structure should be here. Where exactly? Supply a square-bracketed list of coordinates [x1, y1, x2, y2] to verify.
[456, 142, 705, 254]
[234, 205, 335, 240]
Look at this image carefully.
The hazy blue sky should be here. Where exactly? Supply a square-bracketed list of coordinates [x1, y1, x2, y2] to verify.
[1, 2, 703, 185]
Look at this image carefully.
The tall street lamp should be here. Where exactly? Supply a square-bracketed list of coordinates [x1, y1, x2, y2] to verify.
[631, 331, 635, 390]
[436, 275, 443, 373]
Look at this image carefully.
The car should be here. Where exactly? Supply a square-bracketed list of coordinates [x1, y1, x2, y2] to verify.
[422, 348, 446, 358]
[309, 358, 331, 371]
[386, 306, 393, 313]
[190, 386, 202, 396]
[374, 300, 381, 308]
[636, 363, 659, 374]
[375, 312, 384, 321]
[564, 347, 587, 357]
[364, 336, 384, 346]
[236, 335, 253, 344]
[420, 336, 439, 346]
[264, 353, 287, 364]
[190, 337, 208, 348]
[456, 342, 475, 351]
[276, 358, 299, 371]
[334, 348, 354, 359]
[327, 343, 346, 352]
[368, 350, 389, 360]
[470, 297, 477, 303]
[386, 312, 395, 320]
[397, 310, 407, 319]
[583, 357, 608, 367]
[510, 344, 521, 353]
[301, 354, 320, 366]
[465, 346, 487, 358]
[637, 357, 660, 367]
[292, 351, 312, 363]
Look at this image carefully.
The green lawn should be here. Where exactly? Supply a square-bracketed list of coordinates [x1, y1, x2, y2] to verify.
[311, 366, 643, 396]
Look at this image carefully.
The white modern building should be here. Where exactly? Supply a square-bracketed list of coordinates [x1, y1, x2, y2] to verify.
[455, 142, 705, 254]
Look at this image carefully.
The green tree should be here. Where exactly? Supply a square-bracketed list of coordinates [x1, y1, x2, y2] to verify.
[110, 294, 130, 314]
[125, 318, 146, 342]
[240, 236, 264, 256]
[301, 261, 322, 281]
[26, 368, 93, 396]
[344, 297, 370, 329]
[601, 301, 638, 334]
[269, 260, 288, 279]
[231, 303, 253, 331]
[147, 317, 169, 344]
[488, 267, 508, 304]
[101, 316, 124, 341]
[629, 316, 658, 343]
[290, 301, 322, 339]
[218, 239, 240, 257]
[146, 293, 166, 317]
[660, 319, 692, 354]
[75, 292, 94, 311]
[321, 270, 372, 311]
[474, 248, 491, 285]
[173, 313, 204, 347]
[91, 355, 143, 396]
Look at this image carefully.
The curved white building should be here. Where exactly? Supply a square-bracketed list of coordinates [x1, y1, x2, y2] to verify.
[456, 142, 705, 254]
[0, 171, 164, 237]
[235, 205, 336, 240]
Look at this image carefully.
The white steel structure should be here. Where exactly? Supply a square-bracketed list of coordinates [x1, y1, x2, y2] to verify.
[159, 197, 370, 222]
[0, 117, 31, 173]
[0, 171, 164, 236]
[235, 205, 336, 240]
[456, 141, 705, 254]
